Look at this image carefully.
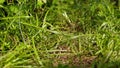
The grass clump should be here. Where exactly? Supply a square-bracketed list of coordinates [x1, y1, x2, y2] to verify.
[0, 0, 120, 68]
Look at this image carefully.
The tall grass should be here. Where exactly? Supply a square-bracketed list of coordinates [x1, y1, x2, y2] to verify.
[0, 0, 120, 68]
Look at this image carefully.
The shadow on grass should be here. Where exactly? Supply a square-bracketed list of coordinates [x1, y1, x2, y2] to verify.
[45, 60, 120, 68]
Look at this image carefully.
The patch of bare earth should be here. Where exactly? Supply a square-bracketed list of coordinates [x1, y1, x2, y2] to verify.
[52, 45, 97, 68]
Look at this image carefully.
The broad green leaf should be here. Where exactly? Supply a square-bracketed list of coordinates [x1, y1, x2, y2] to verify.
[0, 0, 5, 4]
[9, 6, 18, 13]
[37, 0, 47, 7]
[37, 0, 43, 7]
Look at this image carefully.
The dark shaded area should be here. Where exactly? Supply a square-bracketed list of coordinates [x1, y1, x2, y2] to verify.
[4, 0, 18, 5]
[0, 8, 8, 17]
[111, 0, 119, 7]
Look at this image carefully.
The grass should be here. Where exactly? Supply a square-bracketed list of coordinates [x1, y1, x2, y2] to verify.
[0, 0, 120, 68]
